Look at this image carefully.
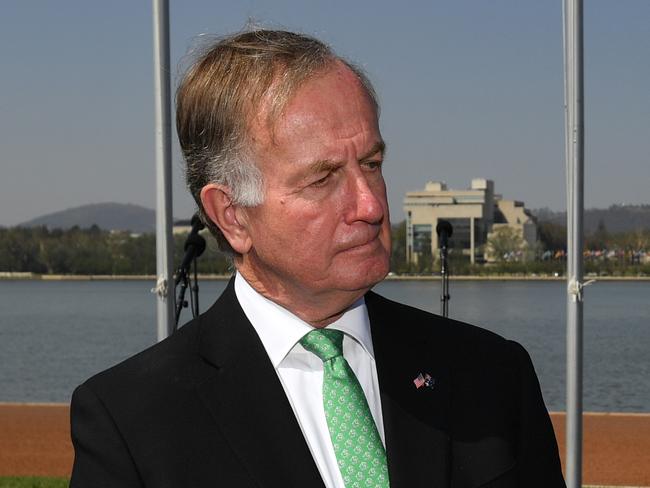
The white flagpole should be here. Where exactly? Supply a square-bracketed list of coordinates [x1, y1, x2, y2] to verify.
[152, 0, 174, 341]
[563, 1, 585, 487]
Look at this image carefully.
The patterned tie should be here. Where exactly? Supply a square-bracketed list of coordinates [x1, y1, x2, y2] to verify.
[300, 329, 390, 488]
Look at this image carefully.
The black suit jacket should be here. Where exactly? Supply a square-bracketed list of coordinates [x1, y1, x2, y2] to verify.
[70, 280, 565, 487]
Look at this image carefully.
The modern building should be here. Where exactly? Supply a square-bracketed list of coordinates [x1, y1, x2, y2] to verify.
[403, 179, 537, 264]
[489, 199, 538, 261]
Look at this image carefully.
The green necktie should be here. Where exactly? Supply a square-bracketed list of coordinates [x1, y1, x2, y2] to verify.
[300, 329, 390, 488]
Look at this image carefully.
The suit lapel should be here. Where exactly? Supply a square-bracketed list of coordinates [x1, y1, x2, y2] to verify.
[194, 280, 325, 488]
[191, 282, 452, 487]
[367, 291, 451, 488]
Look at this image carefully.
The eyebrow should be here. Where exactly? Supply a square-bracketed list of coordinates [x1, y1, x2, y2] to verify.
[360, 140, 386, 162]
[307, 140, 387, 175]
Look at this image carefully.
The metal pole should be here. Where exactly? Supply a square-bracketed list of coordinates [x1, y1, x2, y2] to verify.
[437, 220, 452, 318]
[563, 1, 585, 487]
[439, 245, 449, 317]
[152, 0, 174, 341]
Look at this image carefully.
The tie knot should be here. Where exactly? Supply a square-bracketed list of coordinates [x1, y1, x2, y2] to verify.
[300, 328, 344, 362]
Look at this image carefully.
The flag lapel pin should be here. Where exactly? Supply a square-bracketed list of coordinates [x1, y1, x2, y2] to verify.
[413, 372, 435, 390]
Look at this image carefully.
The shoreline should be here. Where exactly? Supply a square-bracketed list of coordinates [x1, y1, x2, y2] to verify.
[1, 272, 650, 282]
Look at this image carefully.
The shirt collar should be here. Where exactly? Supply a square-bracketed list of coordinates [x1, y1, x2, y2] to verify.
[234, 272, 375, 368]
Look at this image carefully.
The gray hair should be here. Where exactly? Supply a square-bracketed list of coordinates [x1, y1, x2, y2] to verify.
[176, 29, 378, 253]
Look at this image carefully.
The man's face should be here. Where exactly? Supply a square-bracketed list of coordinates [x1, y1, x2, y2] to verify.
[240, 62, 391, 309]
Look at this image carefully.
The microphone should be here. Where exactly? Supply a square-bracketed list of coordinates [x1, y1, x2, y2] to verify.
[174, 213, 207, 328]
[436, 220, 453, 249]
[189, 212, 205, 234]
[177, 214, 206, 282]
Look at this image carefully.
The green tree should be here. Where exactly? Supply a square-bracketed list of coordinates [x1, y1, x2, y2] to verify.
[486, 226, 525, 262]
[537, 221, 566, 251]
[389, 220, 407, 273]
[588, 218, 609, 249]
[0, 227, 46, 272]
[40, 235, 72, 273]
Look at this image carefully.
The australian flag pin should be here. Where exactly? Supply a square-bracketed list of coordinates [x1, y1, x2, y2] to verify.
[413, 372, 435, 390]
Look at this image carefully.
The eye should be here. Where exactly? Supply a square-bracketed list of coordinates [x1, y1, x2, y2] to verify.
[309, 166, 342, 188]
[311, 172, 332, 187]
[362, 160, 383, 172]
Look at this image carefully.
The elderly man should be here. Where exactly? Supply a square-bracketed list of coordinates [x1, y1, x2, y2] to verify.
[70, 30, 565, 488]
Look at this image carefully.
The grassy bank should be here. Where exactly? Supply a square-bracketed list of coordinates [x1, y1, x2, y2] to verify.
[0, 478, 68, 488]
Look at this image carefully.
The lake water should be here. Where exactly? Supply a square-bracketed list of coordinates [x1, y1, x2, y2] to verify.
[0, 279, 648, 412]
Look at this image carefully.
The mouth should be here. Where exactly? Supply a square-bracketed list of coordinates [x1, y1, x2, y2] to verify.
[340, 228, 382, 253]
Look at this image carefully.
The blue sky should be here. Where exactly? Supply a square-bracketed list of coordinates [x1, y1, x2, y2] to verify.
[1, 1, 648, 226]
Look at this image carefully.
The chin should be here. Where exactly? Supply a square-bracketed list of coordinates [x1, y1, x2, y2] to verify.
[334, 255, 390, 292]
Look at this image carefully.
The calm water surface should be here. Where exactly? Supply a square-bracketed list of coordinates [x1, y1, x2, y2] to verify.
[1, 279, 648, 411]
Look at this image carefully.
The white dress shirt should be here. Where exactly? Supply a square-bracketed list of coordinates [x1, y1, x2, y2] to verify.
[234, 272, 385, 488]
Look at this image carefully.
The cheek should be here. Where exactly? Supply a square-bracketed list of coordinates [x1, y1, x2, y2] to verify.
[268, 205, 336, 251]
[298, 217, 342, 264]
[302, 214, 339, 243]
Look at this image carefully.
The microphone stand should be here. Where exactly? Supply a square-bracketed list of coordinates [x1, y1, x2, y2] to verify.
[173, 214, 206, 332]
[174, 270, 190, 328]
[436, 220, 453, 318]
[191, 255, 199, 317]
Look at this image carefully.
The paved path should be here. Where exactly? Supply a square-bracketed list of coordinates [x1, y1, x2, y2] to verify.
[551, 412, 650, 487]
[0, 403, 72, 478]
[0, 404, 649, 485]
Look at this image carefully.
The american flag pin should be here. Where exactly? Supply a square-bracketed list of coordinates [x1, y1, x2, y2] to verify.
[413, 372, 435, 390]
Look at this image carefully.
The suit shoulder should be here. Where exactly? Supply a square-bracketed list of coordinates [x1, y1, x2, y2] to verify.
[76, 280, 238, 408]
[366, 290, 506, 342]
[366, 290, 521, 364]
[79, 316, 203, 401]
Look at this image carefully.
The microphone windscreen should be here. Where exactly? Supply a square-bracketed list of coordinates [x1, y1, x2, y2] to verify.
[191, 213, 205, 231]
[436, 220, 453, 238]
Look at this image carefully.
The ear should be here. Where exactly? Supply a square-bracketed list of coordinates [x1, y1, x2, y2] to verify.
[200, 184, 253, 254]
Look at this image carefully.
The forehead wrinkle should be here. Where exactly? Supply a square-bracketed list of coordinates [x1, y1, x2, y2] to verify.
[308, 159, 344, 174]
[272, 65, 375, 143]
[298, 138, 385, 180]
[260, 62, 344, 147]
[359, 140, 386, 161]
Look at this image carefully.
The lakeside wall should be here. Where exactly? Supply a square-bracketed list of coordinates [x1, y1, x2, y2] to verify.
[2, 272, 650, 282]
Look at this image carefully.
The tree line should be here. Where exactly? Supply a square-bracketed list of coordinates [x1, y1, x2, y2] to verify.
[1, 221, 648, 276]
[390, 220, 650, 276]
[0, 225, 231, 275]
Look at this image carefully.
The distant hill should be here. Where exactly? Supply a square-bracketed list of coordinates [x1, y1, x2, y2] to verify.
[19, 203, 157, 233]
[532, 205, 650, 234]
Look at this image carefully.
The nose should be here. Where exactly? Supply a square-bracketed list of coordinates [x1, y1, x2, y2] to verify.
[345, 172, 385, 225]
